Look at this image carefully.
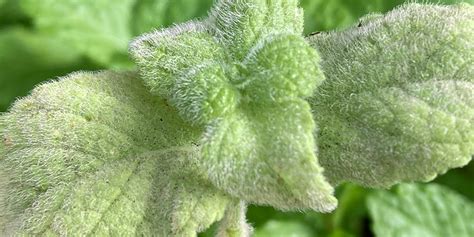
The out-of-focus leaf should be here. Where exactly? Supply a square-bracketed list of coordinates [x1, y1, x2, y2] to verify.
[300, 0, 404, 33]
[368, 184, 474, 237]
[253, 220, 314, 237]
[332, 185, 371, 236]
[0, 0, 29, 28]
[0, 27, 99, 112]
[20, 0, 135, 66]
[132, 0, 213, 35]
[18, 0, 213, 67]
[435, 162, 474, 200]
[300, 0, 473, 34]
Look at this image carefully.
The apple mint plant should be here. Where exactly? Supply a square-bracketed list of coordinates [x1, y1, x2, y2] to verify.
[0, 0, 473, 236]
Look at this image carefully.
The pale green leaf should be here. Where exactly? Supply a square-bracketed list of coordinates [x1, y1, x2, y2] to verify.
[368, 184, 474, 237]
[130, 22, 228, 105]
[20, 0, 135, 66]
[207, 0, 304, 60]
[308, 3, 474, 187]
[0, 71, 230, 236]
[130, 0, 336, 212]
[202, 100, 336, 211]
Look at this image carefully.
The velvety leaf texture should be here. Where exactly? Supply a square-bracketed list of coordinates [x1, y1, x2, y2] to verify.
[368, 184, 474, 237]
[130, 0, 337, 212]
[308, 3, 474, 187]
[0, 71, 231, 236]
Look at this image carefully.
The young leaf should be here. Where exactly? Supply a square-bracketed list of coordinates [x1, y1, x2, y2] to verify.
[0, 71, 230, 236]
[130, 0, 337, 212]
[368, 184, 474, 237]
[308, 3, 474, 187]
[207, 0, 304, 60]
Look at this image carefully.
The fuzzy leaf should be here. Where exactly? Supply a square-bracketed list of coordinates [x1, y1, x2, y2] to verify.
[131, 0, 337, 212]
[0, 71, 230, 236]
[308, 3, 474, 187]
[207, 0, 304, 60]
[130, 22, 228, 105]
[368, 184, 474, 237]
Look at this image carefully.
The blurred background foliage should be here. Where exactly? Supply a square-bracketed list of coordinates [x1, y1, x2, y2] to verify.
[0, 0, 472, 236]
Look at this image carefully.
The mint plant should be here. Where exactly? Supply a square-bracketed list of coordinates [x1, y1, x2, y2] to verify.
[0, 0, 473, 236]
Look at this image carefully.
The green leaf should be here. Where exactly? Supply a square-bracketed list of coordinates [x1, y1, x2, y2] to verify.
[300, 0, 404, 33]
[20, 0, 135, 66]
[0, 71, 231, 235]
[0, 0, 29, 27]
[253, 220, 314, 237]
[207, 0, 304, 60]
[131, 0, 213, 35]
[300, 0, 473, 34]
[308, 3, 474, 187]
[130, 22, 228, 107]
[331, 185, 370, 236]
[17, 0, 215, 68]
[131, 0, 337, 212]
[368, 183, 474, 237]
[0, 27, 99, 112]
[434, 162, 474, 200]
